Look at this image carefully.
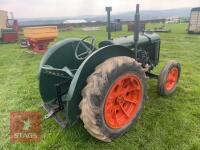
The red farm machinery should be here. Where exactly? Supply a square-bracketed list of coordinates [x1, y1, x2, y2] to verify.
[23, 26, 58, 53]
[0, 10, 19, 43]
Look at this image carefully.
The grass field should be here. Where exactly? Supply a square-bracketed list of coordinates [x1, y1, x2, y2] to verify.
[0, 23, 200, 150]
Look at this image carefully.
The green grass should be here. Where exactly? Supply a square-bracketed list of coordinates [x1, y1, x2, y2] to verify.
[0, 23, 200, 150]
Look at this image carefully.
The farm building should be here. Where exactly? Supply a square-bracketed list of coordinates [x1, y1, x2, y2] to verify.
[188, 7, 200, 33]
[63, 19, 87, 24]
[165, 17, 180, 24]
[0, 10, 18, 43]
[0, 10, 7, 29]
[107, 19, 122, 32]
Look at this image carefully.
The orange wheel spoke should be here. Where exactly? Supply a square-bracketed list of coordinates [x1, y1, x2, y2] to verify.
[123, 86, 132, 94]
[123, 97, 137, 104]
[113, 108, 120, 126]
[118, 103, 129, 118]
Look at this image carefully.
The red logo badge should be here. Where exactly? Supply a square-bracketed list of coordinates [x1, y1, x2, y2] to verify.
[10, 112, 41, 142]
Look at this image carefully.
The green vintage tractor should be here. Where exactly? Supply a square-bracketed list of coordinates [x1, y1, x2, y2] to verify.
[39, 4, 181, 142]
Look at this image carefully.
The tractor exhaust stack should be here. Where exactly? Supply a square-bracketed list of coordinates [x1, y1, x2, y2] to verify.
[134, 4, 140, 59]
[106, 7, 112, 40]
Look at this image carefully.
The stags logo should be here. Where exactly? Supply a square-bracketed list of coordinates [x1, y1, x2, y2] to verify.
[10, 112, 41, 142]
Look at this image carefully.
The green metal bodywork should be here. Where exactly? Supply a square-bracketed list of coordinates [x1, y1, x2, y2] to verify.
[39, 39, 133, 125]
[99, 33, 161, 65]
[99, 33, 160, 49]
[39, 33, 160, 125]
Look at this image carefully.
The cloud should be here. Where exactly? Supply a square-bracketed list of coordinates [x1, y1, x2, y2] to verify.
[1, 0, 200, 18]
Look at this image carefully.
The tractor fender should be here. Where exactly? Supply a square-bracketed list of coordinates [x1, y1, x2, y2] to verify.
[65, 45, 133, 124]
[39, 38, 86, 103]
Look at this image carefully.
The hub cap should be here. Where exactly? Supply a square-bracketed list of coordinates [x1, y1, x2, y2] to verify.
[165, 67, 179, 91]
[104, 74, 143, 129]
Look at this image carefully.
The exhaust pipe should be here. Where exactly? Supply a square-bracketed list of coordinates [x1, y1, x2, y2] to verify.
[134, 4, 140, 59]
[106, 7, 112, 40]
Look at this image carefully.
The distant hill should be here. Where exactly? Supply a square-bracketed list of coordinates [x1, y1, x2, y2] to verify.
[19, 8, 191, 26]
[85, 8, 191, 21]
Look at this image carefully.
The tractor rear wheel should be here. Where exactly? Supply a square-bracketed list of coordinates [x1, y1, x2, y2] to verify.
[79, 56, 147, 142]
[157, 60, 181, 96]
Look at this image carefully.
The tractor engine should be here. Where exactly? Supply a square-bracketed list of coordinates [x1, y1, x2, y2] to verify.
[99, 32, 161, 69]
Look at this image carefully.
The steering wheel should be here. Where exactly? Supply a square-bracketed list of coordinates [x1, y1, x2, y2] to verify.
[75, 36, 96, 60]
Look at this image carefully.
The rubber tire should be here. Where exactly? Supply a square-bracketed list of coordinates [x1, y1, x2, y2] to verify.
[79, 56, 147, 142]
[157, 60, 181, 96]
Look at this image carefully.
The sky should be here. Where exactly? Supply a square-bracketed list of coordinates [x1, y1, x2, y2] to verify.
[1, 0, 200, 18]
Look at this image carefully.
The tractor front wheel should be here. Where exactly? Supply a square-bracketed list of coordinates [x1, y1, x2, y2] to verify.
[157, 60, 181, 96]
[79, 56, 147, 142]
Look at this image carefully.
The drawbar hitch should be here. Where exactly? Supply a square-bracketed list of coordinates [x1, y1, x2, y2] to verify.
[44, 81, 67, 119]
